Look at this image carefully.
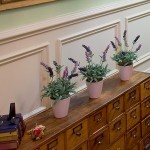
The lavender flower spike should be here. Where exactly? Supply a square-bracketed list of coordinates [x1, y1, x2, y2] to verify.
[71, 62, 78, 74]
[68, 58, 77, 64]
[68, 73, 78, 80]
[123, 30, 127, 39]
[135, 44, 142, 52]
[40, 62, 53, 77]
[133, 35, 140, 44]
[82, 44, 91, 52]
[85, 51, 91, 63]
[105, 44, 110, 53]
[115, 36, 122, 46]
[110, 41, 117, 51]
[62, 66, 68, 79]
[78, 67, 87, 72]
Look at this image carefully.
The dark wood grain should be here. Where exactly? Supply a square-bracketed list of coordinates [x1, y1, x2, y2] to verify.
[18, 71, 150, 150]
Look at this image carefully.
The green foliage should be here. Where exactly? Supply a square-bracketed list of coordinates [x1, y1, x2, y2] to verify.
[79, 45, 110, 83]
[41, 78, 76, 104]
[80, 63, 109, 82]
[41, 60, 78, 104]
[112, 51, 137, 66]
[111, 30, 141, 66]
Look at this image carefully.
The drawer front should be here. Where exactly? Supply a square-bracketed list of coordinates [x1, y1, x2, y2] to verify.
[74, 141, 88, 150]
[126, 104, 140, 130]
[126, 124, 141, 150]
[37, 133, 65, 150]
[109, 114, 126, 144]
[109, 136, 124, 150]
[66, 119, 88, 150]
[141, 98, 150, 119]
[90, 127, 109, 150]
[89, 107, 106, 135]
[125, 86, 140, 110]
[107, 96, 124, 122]
[142, 115, 150, 137]
[140, 134, 150, 150]
[140, 79, 150, 101]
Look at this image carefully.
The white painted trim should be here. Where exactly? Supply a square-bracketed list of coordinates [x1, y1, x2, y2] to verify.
[133, 52, 150, 67]
[23, 106, 46, 120]
[0, 0, 149, 44]
[144, 68, 150, 73]
[58, 20, 120, 64]
[0, 42, 49, 66]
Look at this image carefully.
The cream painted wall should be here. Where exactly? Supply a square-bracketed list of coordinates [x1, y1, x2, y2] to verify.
[0, 0, 149, 118]
[0, 0, 125, 31]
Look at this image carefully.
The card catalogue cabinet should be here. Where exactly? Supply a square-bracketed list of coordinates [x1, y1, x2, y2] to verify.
[18, 71, 150, 150]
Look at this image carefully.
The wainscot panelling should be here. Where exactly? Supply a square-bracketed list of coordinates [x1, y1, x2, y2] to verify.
[57, 20, 120, 90]
[0, 0, 149, 118]
[0, 43, 49, 116]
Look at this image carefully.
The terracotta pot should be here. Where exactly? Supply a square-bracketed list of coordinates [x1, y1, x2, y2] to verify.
[86, 80, 103, 99]
[118, 64, 133, 81]
[52, 97, 70, 118]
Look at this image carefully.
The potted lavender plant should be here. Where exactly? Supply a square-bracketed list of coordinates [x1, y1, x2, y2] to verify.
[78, 45, 110, 99]
[41, 60, 78, 118]
[110, 30, 141, 81]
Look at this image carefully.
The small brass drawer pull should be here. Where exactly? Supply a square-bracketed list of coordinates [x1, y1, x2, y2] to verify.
[113, 101, 120, 110]
[47, 139, 58, 150]
[96, 134, 103, 144]
[130, 110, 137, 119]
[94, 112, 102, 123]
[145, 118, 150, 127]
[114, 120, 121, 131]
[129, 90, 136, 100]
[145, 100, 150, 109]
[73, 124, 82, 136]
[131, 129, 137, 138]
[144, 81, 150, 90]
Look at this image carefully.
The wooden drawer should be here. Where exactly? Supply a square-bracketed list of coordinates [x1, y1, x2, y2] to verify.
[142, 115, 150, 137]
[140, 79, 150, 101]
[109, 136, 124, 150]
[141, 97, 150, 119]
[109, 114, 126, 144]
[74, 141, 88, 150]
[126, 123, 141, 150]
[140, 133, 150, 150]
[37, 133, 65, 150]
[130, 145, 139, 150]
[89, 107, 106, 135]
[107, 96, 124, 122]
[89, 127, 109, 150]
[66, 119, 88, 150]
[126, 104, 140, 130]
[124, 86, 140, 110]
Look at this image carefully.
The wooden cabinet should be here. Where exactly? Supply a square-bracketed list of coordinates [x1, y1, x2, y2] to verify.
[66, 119, 88, 150]
[18, 71, 150, 150]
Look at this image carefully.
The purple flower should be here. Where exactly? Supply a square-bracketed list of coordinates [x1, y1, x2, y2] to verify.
[68, 73, 78, 80]
[79, 67, 87, 72]
[102, 51, 106, 62]
[104, 44, 110, 53]
[123, 30, 127, 39]
[133, 35, 140, 44]
[115, 36, 122, 46]
[85, 51, 91, 63]
[68, 58, 77, 64]
[53, 61, 58, 66]
[123, 30, 129, 47]
[62, 66, 68, 79]
[71, 62, 78, 74]
[82, 44, 91, 52]
[110, 41, 117, 50]
[135, 44, 142, 52]
[40, 62, 53, 77]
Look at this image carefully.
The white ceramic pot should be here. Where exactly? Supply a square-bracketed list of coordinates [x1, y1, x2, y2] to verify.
[86, 80, 103, 99]
[118, 64, 133, 81]
[52, 97, 70, 118]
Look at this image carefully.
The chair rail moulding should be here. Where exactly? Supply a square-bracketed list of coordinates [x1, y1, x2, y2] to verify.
[0, 0, 149, 43]
[0, 0, 57, 11]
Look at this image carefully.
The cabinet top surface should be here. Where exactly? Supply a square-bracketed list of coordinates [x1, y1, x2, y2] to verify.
[18, 71, 150, 149]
